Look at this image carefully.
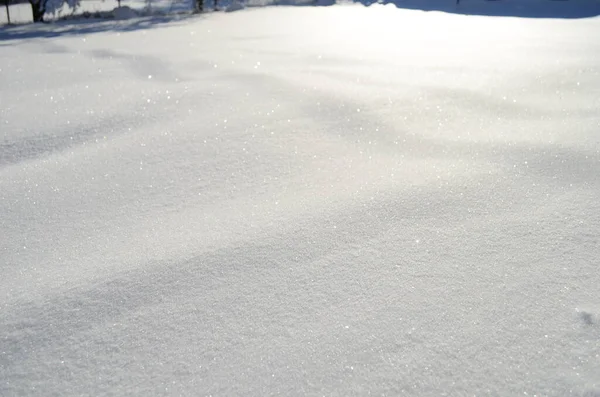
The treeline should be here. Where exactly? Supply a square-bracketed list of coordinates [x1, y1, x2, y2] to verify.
[3, 0, 225, 23]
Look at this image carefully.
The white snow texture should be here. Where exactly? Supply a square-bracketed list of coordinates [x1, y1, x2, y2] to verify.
[1, 4, 600, 396]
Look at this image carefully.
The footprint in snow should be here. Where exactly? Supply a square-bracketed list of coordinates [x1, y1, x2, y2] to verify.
[576, 308, 597, 326]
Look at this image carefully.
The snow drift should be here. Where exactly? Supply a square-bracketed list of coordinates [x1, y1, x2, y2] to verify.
[1, 4, 599, 396]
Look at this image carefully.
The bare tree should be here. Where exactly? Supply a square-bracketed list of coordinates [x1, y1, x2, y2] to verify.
[29, 0, 47, 22]
[4, 0, 10, 24]
[29, 0, 80, 22]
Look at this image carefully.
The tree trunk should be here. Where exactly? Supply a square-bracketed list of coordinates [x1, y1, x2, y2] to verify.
[213, 0, 217, 10]
[5, 0, 10, 24]
[30, 0, 45, 22]
[195, 0, 203, 12]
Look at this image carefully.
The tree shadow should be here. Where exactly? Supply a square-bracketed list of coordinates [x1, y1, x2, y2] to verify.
[239, 0, 600, 18]
[247, 0, 600, 19]
[0, 13, 197, 41]
[1, 0, 599, 42]
[339, 0, 600, 19]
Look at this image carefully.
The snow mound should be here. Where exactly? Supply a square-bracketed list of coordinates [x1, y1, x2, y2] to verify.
[113, 6, 137, 20]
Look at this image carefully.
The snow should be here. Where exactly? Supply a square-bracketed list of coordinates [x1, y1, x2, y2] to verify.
[1, 4, 600, 396]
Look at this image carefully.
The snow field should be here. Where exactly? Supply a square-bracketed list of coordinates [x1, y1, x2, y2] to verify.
[1, 5, 600, 396]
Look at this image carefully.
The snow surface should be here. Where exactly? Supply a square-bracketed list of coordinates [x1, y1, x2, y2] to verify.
[1, 5, 600, 396]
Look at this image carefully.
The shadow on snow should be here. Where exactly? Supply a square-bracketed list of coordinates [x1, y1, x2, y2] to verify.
[372, 0, 600, 19]
[0, 14, 196, 41]
[1, 0, 599, 42]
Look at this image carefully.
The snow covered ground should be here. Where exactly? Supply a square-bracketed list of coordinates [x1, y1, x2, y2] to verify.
[1, 4, 600, 396]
